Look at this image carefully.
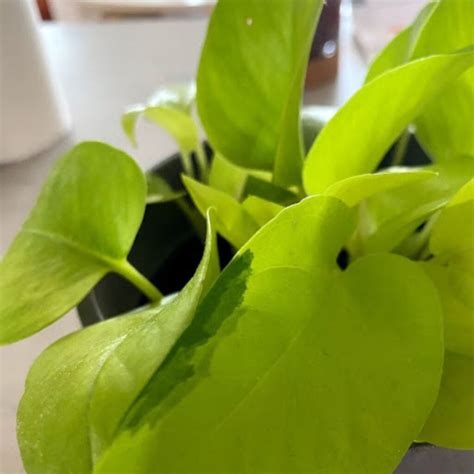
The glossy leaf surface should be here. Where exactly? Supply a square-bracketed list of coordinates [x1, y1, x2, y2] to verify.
[96, 196, 443, 474]
[0, 142, 148, 344]
[17, 212, 219, 474]
[303, 48, 474, 194]
[197, 0, 324, 186]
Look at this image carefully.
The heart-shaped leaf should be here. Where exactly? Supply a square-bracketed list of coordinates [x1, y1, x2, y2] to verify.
[418, 180, 474, 448]
[0, 142, 159, 344]
[17, 211, 219, 474]
[303, 48, 474, 194]
[95, 196, 443, 474]
[197, 0, 324, 186]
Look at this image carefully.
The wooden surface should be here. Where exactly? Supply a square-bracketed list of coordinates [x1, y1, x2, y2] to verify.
[0, 18, 365, 473]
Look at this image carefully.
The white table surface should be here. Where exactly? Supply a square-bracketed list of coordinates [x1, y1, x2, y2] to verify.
[0, 17, 365, 473]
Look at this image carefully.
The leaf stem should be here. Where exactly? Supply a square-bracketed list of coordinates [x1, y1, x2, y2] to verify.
[413, 214, 439, 260]
[114, 260, 163, 303]
[180, 150, 194, 178]
[176, 197, 207, 242]
[391, 130, 410, 166]
[195, 143, 209, 182]
[396, 212, 440, 260]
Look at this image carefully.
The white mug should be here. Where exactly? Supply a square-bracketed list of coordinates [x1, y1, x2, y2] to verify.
[0, 0, 71, 163]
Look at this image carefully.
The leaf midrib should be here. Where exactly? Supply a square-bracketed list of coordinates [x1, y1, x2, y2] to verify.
[273, 9, 317, 185]
[23, 228, 125, 270]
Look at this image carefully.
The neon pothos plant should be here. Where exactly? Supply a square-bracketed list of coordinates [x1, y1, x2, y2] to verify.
[1, 0, 473, 472]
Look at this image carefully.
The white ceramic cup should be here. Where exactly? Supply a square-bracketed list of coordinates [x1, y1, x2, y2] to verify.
[0, 0, 71, 163]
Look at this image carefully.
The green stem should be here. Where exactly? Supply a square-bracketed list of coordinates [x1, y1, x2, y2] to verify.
[196, 143, 209, 182]
[180, 149, 194, 178]
[418, 243, 432, 261]
[392, 130, 410, 166]
[176, 197, 207, 242]
[414, 213, 440, 261]
[114, 260, 163, 303]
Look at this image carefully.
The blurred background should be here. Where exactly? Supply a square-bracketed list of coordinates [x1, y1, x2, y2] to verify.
[1, 0, 429, 472]
[37, 0, 429, 68]
[1, 0, 429, 167]
[39, 0, 427, 60]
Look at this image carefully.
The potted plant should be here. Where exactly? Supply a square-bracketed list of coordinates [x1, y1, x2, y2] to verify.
[1, 0, 473, 472]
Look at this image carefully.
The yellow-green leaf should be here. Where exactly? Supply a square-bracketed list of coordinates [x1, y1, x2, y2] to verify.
[241, 195, 283, 226]
[303, 48, 474, 194]
[413, 0, 474, 161]
[197, 0, 324, 186]
[419, 180, 474, 448]
[0, 142, 154, 344]
[325, 167, 436, 207]
[95, 196, 443, 474]
[17, 212, 219, 474]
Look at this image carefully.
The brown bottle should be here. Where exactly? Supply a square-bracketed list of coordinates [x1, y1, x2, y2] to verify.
[306, 0, 341, 88]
